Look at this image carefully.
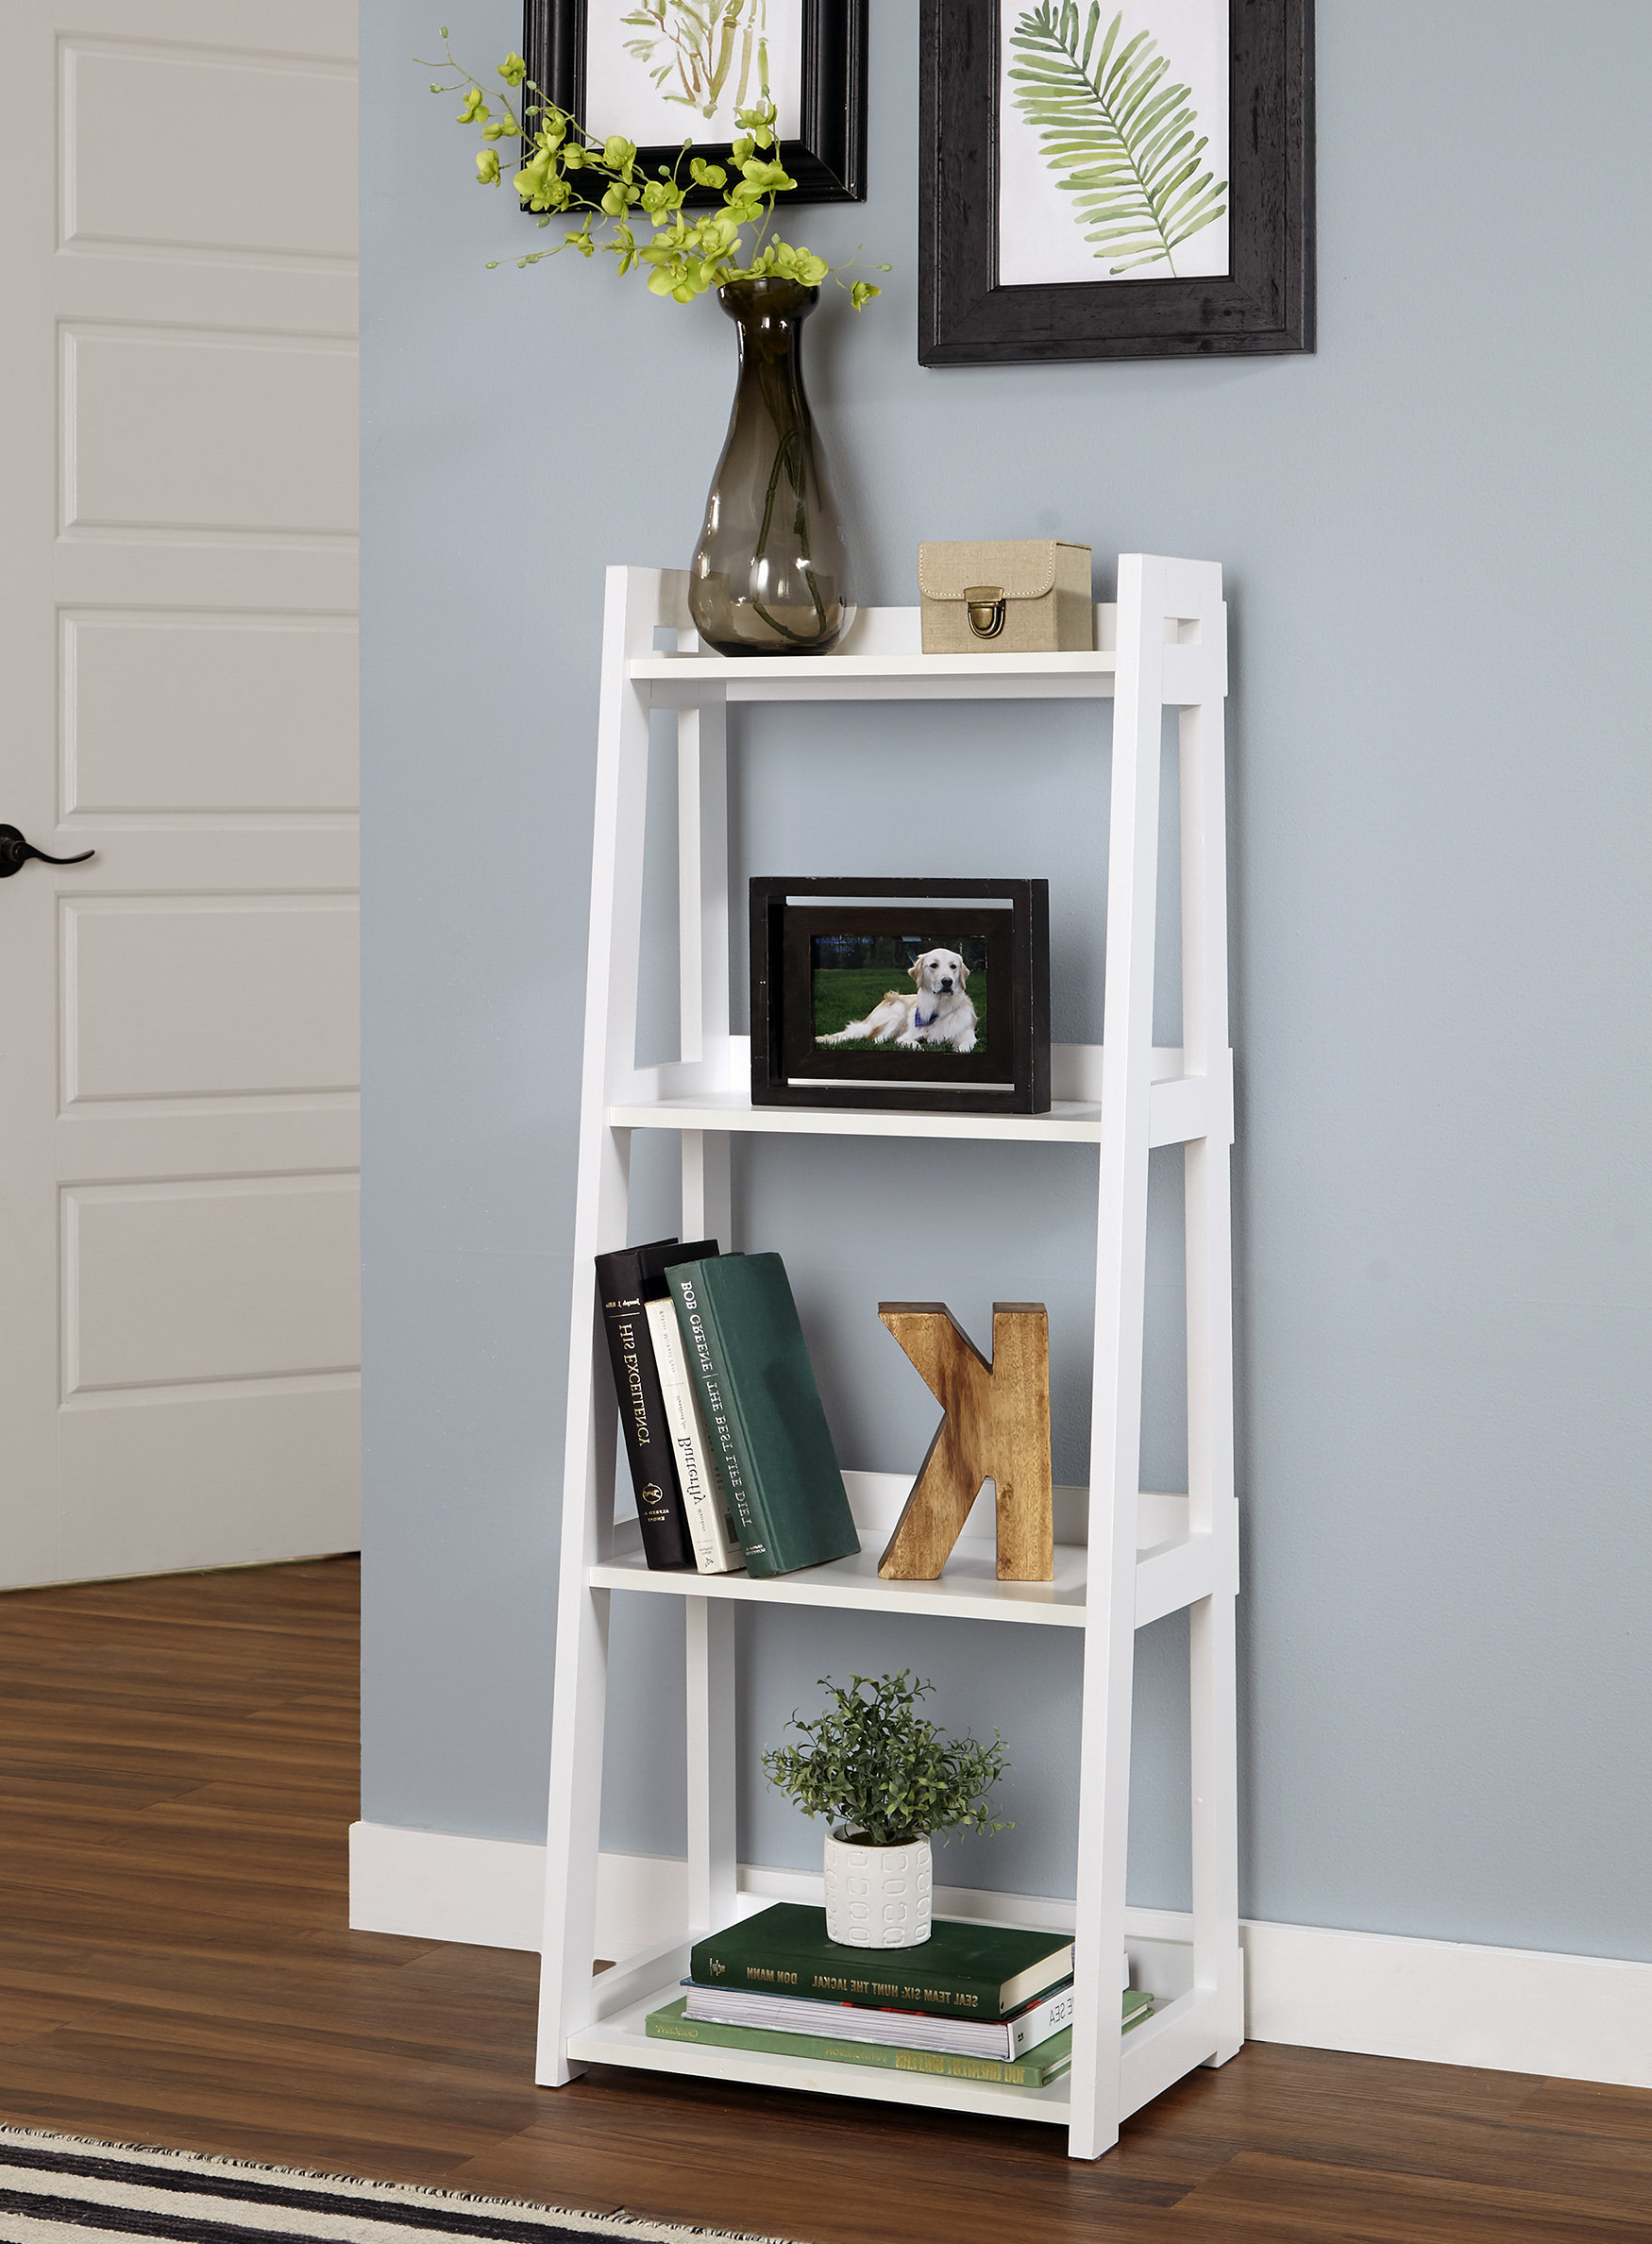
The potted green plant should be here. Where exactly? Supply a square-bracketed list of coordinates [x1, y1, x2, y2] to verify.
[762, 1672, 1010, 1949]
[423, 31, 887, 657]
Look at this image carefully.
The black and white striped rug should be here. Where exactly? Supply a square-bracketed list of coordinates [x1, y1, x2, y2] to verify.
[0, 2130, 792, 2244]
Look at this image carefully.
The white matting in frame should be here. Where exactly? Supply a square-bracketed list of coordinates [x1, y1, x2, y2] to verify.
[583, 0, 806, 144]
[998, 0, 1230, 288]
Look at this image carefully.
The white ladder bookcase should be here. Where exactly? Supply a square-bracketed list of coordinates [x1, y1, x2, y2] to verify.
[535, 555, 1241, 2160]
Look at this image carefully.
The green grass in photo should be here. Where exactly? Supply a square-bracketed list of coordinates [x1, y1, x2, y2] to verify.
[811, 965, 986, 1055]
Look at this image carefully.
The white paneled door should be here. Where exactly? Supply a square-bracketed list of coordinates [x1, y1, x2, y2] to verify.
[0, 2, 361, 1588]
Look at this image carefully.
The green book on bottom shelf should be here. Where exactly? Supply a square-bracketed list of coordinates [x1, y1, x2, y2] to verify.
[645, 1991, 1153, 2089]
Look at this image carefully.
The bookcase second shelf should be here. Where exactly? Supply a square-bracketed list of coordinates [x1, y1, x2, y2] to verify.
[591, 1482, 1232, 1633]
[608, 1042, 1233, 1151]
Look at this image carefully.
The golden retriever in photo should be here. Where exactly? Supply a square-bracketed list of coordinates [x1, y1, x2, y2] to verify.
[816, 947, 978, 1054]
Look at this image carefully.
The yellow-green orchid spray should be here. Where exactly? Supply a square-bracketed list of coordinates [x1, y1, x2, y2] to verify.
[420, 29, 887, 309]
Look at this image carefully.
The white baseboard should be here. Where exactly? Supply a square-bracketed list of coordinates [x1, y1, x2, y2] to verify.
[348, 1823, 548, 1953]
[349, 1821, 1652, 2093]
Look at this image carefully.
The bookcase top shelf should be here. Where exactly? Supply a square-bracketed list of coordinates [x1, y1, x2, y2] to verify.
[625, 599, 1224, 708]
[631, 647, 1120, 705]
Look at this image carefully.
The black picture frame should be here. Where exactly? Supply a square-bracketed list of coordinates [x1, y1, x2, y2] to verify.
[750, 878, 1051, 1115]
[919, 0, 1314, 364]
[523, 1, 868, 208]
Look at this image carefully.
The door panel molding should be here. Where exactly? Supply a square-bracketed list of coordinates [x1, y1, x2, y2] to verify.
[61, 892, 360, 1105]
[62, 1172, 361, 1396]
[60, 608, 359, 818]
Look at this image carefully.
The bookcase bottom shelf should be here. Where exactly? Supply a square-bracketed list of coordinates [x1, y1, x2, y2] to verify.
[564, 1982, 1224, 2131]
[566, 1981, 1072, 2124]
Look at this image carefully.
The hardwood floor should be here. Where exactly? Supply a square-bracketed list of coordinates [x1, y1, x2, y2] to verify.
[2, 1560, 1648, 2241]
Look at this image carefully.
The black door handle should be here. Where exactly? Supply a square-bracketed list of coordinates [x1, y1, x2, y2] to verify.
[0, 824, 95, 878]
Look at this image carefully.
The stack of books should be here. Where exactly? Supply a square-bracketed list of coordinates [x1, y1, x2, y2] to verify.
[597, 1240, 860, 1578]
[646, 1903, 1153, 2089]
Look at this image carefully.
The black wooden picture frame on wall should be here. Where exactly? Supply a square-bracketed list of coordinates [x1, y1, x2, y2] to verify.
[920, 0, 1314, 363]
[523, 1, 868, 208]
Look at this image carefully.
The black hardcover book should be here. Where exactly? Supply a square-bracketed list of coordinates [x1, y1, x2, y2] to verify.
[595, 1238, 719, 1571]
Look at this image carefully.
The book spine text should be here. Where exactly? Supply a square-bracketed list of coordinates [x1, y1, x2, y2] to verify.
[671, 1272, 775, 1574]
[691, 1944, 1011, 2016]
[1010, 1981, 1074, 2054]
[646, 1297, 741, 1576]
[596, 1257, 691, 1570]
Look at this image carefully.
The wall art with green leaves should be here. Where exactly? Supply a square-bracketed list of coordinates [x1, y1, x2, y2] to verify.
[1003, 1, 1228, 285]
[523, 0, 868, 208]
[598, 0, 801, 142]
[919, 0, 1314, 363]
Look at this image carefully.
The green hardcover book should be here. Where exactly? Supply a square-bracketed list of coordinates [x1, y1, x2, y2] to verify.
[646, 1997, 1076, 2088]
[689, 1903, 1073, 2022]
[666, 1254, 859, 1579]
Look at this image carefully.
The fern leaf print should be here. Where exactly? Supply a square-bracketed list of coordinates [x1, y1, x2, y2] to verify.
[1009, 2, 1228, 278]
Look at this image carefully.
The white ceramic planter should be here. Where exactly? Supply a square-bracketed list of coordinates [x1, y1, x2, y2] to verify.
[822, 1828, 934, 1948]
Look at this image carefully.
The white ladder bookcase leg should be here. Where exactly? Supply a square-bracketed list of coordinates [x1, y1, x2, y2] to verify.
[1069, 557, 1237, 2157]
[536, 567, 659, 2084]
[1069, 554, 1168, 2159]
[1178, 617, 1244, 2068]
[685, 1597, 738, 1930]
[676, 700, 729, 1075]
[679, 695, 733, 1245]
[677, 692, 738, 1936]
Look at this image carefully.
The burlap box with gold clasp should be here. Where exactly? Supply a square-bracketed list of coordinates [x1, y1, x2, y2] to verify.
[918, 539, 1093, 654]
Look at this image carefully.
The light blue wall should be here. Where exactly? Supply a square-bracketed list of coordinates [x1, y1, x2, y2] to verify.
[362, 0, 1652, 1956]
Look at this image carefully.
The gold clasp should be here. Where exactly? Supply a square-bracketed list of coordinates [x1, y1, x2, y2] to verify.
[963, 585, 1006, 640]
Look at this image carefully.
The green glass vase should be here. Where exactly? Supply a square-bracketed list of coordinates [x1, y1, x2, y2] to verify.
[688, 277, 854, 656]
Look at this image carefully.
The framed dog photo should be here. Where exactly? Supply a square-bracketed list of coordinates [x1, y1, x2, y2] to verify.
[750, 878, 1051, 1114]
[522, 1, 868, 207]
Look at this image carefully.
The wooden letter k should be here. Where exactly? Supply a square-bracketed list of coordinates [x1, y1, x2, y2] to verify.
[876, 1302, 1054, 1582]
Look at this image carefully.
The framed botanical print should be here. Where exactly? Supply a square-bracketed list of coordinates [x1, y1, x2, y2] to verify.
[522, 0, 868, 206]
[920, 0, 1314, 363]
